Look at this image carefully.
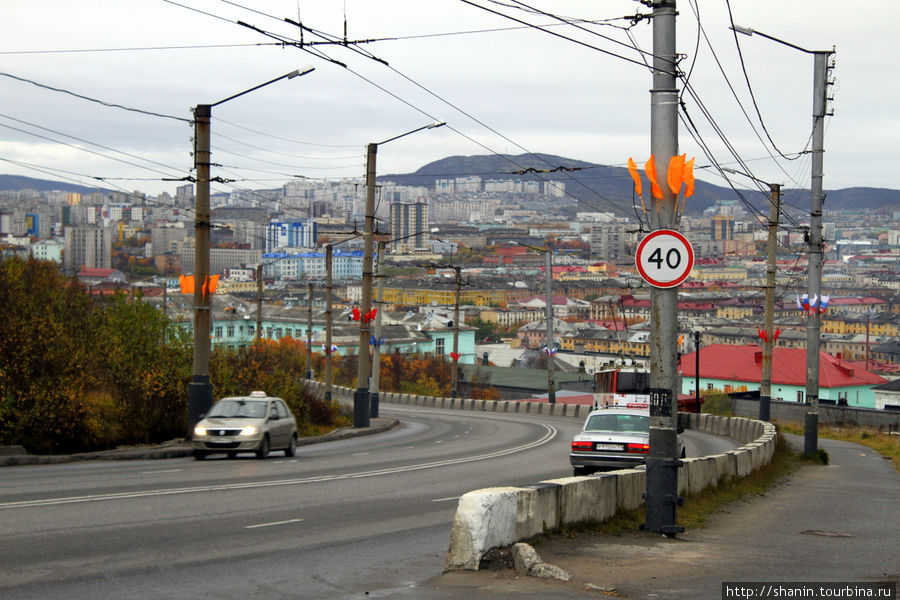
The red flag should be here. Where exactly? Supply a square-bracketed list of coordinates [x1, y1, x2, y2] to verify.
[682, 156, 696, 198]
[351, 307, 360, 321]
[450, 352, 461, 362]
[667, 154, 686, 195]
[179, 274, 194, 294]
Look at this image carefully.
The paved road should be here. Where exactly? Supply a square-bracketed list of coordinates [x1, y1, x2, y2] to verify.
[0, 403, 735, 600]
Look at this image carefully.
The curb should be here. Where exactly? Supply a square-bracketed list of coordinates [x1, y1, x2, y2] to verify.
[0, 418, 400, 467]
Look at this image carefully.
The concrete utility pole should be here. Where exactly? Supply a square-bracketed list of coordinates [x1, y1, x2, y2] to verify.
[353, 142, 378, 428]
[324, 245, 334, 402]
[370, 240, 387, 418]
[306, 282, 314, 381]
[255, 263, 263, 345]
[645, 0, 683, 536]
[451, 265, 462, 399]
[187, 103, 212, 437]
[760, 183, 781, 421]
[544, 246, 556, 404]
[804, 49, 833, 457]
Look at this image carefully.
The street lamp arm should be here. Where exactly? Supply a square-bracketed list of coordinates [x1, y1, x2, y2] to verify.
[376, 121, 445, 146]
[730, 24, 815, 54]
[210, 66, 315, 107]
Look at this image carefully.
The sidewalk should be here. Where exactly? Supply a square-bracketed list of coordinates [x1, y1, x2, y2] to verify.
[0, 418, 399, 467]
[431, 434, 900, 598]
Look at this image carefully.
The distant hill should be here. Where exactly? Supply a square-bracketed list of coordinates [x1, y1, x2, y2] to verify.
[381, 153, 900, 216]
[0, 174, 110, 195]
[5, 157, 898, 216]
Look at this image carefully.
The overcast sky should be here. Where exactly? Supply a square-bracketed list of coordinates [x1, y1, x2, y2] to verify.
[2, 0, 898, 205]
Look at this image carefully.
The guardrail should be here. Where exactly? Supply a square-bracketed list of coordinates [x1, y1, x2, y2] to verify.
[309, 382, 777, 571]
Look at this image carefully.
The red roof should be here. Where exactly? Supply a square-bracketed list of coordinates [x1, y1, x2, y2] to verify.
[678, 344, 886, 388]
[78, 268, 117, 278]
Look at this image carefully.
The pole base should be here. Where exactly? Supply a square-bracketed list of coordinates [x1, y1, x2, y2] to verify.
[804, 410, 818, 457]
[759, 395, 771, 421]
[370, 391, 379, 419]
[187, 377, 213, 439]
[353, 387, 370, 428]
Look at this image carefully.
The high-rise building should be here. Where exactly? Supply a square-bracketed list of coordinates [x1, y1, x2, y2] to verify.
[710, 215, 735, 241]
[64, 225, 112, 272]
[265, 220, 318, 252]
[389, 202, 429, 252]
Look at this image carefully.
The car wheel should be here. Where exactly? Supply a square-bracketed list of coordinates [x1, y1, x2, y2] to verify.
[193, 450, 207, 461]
[681, 447, 687, 458]
[255, 435, 270, 459]
[284, 434, 297, 457]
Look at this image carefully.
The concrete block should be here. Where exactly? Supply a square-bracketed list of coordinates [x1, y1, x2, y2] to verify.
[515, 483, 561, 539]
[687, 457, 718, 495]
[728, 449, 753, 478]
[614, 468, 646, 511]
[543, 474, 617, 525]
[445, 487, 522, 571]
[711, 452, 735, 482]
[699, 413, 714, 433]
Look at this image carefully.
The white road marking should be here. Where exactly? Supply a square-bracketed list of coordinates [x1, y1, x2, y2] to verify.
[0, 425, 557, 510]
[352, 452, 370, 456]
[141, 469, 182, 474]
[431, 496, 459, 503]
[245, 518, 303, 529]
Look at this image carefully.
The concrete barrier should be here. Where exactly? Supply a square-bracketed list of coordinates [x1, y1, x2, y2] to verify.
[445, 414, 778, 571]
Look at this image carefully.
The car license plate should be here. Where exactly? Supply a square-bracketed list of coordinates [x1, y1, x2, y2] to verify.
[213, 437, 232, 443]
[594, 443, 623, 451]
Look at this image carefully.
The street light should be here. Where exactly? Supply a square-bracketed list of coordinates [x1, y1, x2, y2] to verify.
[722, 167, 781, 421]
[732, 24, 834, 454]
[353, 122, 445, 428]
[187, 66, 315, 437]
[371, 227, 440, 414]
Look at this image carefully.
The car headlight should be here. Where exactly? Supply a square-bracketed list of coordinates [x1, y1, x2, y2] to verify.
[239, 426, 259, 436]
[194, 426, 207, 436]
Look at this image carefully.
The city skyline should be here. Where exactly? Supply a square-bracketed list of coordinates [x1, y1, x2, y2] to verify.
[1, 1, 898, 202]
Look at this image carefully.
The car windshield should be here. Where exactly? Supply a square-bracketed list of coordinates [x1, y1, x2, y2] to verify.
[584, 413, 649, 433]
[207, 399, 267, 419]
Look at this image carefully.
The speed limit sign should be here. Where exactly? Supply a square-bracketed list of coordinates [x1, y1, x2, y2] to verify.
[635, 229, 694, 288]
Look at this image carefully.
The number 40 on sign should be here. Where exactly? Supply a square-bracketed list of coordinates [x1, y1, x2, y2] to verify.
[635, 229, 694, 288]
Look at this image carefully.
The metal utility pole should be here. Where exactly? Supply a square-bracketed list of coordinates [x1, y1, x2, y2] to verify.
[645, 0, 683, 536]
[370, 240, 386, 418]
[544, 246, 556, 404]
[760, 183, 781, 421]
[187, 103, 212, 437]
[324, 245, 334, 402]
[306, 282, 314, 380]
[804, 50, 833, 457]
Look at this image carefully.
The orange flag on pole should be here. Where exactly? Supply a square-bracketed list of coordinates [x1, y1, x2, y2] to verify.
[644, 155, 663, 200]
[682, 156, 696, 198]
[627, 157, 643, 197]
[667, 154, 686, 195]
[179, 274, 194, 294]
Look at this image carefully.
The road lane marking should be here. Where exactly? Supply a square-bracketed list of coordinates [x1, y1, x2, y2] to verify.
[245, 518, 304, 529]
[0, 425, 556, 510]
[431, 497, 459, 503]
[141, 469, 182, 474]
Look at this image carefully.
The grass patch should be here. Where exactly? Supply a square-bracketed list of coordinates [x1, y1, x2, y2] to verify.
[775, 420, 899, 474]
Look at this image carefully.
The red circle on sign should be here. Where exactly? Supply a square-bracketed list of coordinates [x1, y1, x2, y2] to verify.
[635, 229, 694, 288]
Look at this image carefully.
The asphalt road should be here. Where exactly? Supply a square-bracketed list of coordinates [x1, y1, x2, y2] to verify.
[0, 403, 734, 600]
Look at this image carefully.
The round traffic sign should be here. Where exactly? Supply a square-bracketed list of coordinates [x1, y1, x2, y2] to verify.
[635, 229, 694, 288]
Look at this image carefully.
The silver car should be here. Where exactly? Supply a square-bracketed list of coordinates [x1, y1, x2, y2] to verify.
[569, 408, 685, 476]
[192, 391, 298, 460]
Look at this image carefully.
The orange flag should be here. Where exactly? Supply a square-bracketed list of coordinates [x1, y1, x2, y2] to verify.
[682, 156, 696, 198]
[179, 274, 194, 294]
[644, 155, 663, 199]
[202, 274, 220, 296]
[627, 157, 643, 197]
[667, 154, 686, 195]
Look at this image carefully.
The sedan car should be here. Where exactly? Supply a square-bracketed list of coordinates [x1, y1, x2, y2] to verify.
[192, 391, 298, 460]
[569, 408, 685, 476]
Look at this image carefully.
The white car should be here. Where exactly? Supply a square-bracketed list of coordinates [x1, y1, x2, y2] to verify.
[569, 408, 685, 476]
[192, 391, 298, 460]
